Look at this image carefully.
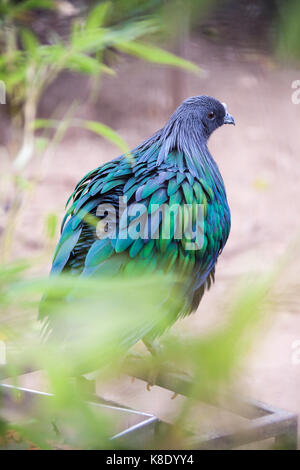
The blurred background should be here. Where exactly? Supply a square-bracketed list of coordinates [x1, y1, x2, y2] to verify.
[0, 0, 300, 449]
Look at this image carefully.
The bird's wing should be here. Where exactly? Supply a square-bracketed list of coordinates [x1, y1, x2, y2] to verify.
[40, 148, 229, 344]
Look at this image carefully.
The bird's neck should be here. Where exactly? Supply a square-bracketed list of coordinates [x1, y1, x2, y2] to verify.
[135, 125, 226, 199]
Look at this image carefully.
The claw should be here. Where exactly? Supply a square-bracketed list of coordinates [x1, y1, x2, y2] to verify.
[171, 392, 178, 400]
[52, 420, 60, 436]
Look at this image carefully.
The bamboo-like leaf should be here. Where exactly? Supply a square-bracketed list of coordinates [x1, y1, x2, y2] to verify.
[32, 119, 59, 130]
[20, 29, 39, 53]
[116, 41, 200, 73]
[35, 137, 49, 152]
[45, 213, 58, 241]
[64, 53, 114, 75]
[86, 2, 111, 30]
[5, 0, 54, 19]
[70, 30, 106, 55]
[4, 67, 27, 89]
[84, 120, 129, 154]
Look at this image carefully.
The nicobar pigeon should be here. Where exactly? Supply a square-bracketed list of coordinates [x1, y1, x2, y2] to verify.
[41, 95, 234, 353]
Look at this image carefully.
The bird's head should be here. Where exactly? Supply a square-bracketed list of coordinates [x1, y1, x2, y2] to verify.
[167, 95, 235, 142]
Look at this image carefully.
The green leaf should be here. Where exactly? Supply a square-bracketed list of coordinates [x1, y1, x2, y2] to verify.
[86, 2, 111, 30]
[35, 137, 49, 152]
[20, 29, 39, 53]
[4, 67, 27, 90]
[32, 119, 58, 130]
[70, 30, 106, 54]
[45, 213, 58, 241]
[37, 44, 66, 65]
[84, 121, 129, 154]
[116, 41, 200, 73]
[102, 20, 158, 46]
[14, 175, 33, 191]
[6, 0, 54, 19]
[65, 53, 114, 75]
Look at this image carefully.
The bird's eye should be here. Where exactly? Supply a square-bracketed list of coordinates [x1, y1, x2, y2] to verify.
[208, 111, 215, 120]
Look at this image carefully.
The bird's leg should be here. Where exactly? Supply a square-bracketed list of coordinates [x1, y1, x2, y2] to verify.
[143, 338, 162, 391]
[143, 339, 187, 400]
[127, 351, 143, 383]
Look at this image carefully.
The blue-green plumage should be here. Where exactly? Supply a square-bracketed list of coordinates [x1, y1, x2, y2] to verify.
[41, 95, 234, 344]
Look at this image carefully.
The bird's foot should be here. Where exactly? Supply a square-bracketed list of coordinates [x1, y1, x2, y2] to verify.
[143, 338, 163, 391]
[146, 366, 159, 391]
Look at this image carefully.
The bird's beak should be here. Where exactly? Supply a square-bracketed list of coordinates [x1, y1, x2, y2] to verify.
[224, 112, 235, 125]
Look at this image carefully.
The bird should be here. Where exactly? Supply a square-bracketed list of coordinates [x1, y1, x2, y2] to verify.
[40, 95, 234, 361]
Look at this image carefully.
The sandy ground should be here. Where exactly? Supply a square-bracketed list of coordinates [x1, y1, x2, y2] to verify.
[3, 37, 300, 446]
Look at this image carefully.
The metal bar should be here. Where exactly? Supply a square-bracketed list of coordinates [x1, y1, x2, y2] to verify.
[111, 416, 158, 441]
[123, 354, 297, 420]
[0, 383, 158, 445]
[0, 383, 153, 418]
[274, 420, 298, 450]
[1, 356, 298, 450]
[196, 412, 298, 450]
[123, 354, 298, 449]
[0, 364, 37, 380]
